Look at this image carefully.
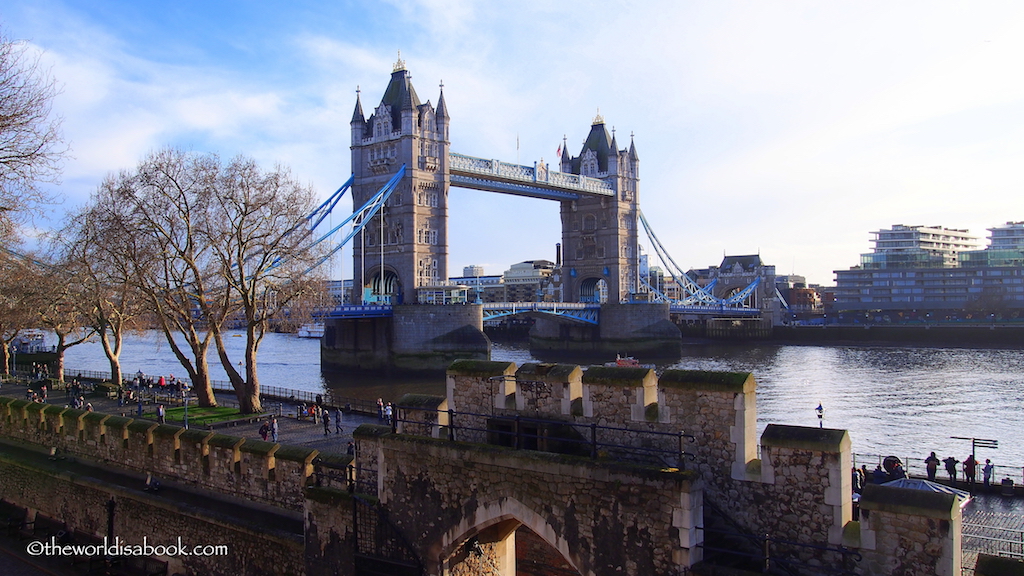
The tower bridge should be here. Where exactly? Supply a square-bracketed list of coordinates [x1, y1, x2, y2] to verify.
[323, 57, 773, 372]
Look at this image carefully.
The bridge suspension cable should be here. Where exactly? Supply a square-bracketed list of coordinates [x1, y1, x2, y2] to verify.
[304, 165, 407, 274]
[637, 210, 720, 306]
[636, 210, 762, 310]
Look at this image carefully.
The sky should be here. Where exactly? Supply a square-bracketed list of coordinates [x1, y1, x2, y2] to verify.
[3, 0, 1024, 286]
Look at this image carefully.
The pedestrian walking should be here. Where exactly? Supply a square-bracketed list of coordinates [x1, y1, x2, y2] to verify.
[384, 402, 393, 425]
[323, 410, 331, 436]
[157, 404, 165, 424]
[377, 398, 384, 422]
[259, 421, 269, 441]
[270, 417, 279, 442]
[335, 408, 343, 434]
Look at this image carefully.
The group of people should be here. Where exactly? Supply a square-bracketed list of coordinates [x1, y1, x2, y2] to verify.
[925, 452, 995, 487]
[376, 398, 393, 425]
[257, 417, 280, 442]
[852, 461, 907, 493]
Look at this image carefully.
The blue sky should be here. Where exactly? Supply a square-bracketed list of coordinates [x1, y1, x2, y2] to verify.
[4, 1, 1024, 285]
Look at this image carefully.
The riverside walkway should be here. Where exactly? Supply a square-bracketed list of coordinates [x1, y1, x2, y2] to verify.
[0, 377, 381, 456]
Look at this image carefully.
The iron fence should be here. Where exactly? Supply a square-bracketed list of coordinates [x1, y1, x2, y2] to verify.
[394, 404, 696, 467]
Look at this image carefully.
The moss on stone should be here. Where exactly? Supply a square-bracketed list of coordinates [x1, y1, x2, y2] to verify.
[275, 445, 318, 464]
[582, 366, 652, 386]
[396, 394, 445, 409]
[25, 402, 45, 415]
[0, 396, 16, 407]
[61, 408, 88, 421]
[126, 420, 158, 435]
[446, 359, 515, 377]
[152, 424, 184, 438]
[239, 439, 279, 456]
[102, 415, 132, 430]
[761, 424, 848, 452]
[207, 433, 244, 449]
[659, 370, 753, 392]
[8, 399, 31, 411]
[353, 424, 392, 439]
[179, 429, 215, 445]
[315, 453, 353, 470]
[41, 404, 65, 417]
[516, 363, 580, 382]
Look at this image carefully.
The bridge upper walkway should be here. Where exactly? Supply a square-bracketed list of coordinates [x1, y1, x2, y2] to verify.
[448, 152, 614, 201]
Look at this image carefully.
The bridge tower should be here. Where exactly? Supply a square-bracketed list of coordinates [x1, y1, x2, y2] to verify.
[349, 56, 450, 304]
[559, 115, 641, 303]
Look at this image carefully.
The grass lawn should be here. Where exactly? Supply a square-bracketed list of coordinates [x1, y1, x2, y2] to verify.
[163, 406, 254, 426]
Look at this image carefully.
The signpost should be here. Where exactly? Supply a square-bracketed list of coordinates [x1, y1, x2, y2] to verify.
[951, 436, 999, 456]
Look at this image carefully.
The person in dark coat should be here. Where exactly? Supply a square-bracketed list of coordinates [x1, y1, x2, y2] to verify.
[943, 456, 959, 483]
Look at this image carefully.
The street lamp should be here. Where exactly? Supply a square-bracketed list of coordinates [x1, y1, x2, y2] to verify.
[815, 403, 824, 428]
[182, 383, 190, 430]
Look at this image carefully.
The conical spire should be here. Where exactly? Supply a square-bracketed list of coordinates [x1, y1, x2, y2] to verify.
[351, 86, 365, 124]
[436, 80, 449, 120]
[629, 131, 639, 161]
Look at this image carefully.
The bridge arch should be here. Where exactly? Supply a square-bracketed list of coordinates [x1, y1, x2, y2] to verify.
[365, 266, 403, 304]
[578, 277, 608, 304]
[432, 495, 586, 576]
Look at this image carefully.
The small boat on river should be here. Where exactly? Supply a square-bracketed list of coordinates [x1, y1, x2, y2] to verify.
[603, 355, 656, 369]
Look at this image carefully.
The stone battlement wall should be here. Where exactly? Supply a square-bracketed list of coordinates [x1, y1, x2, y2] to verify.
[0, 448, 305, 576]
[0, 397, 316, 511]
[432, 361, 959, 575]
[354, 425, 703, 576]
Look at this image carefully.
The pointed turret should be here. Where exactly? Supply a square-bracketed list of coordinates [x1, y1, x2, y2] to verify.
[436, 83, 449, 120]
[351, 89, 365, 124]
[629, 132, 639, 161]
[351, 88, 367, 145]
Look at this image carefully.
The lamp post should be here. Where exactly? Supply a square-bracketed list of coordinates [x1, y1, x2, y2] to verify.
[182, 383, 190, 430]
[815, 403, 824, 428]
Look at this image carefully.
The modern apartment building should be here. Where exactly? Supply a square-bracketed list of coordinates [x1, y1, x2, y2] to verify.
[834, 223, 1024, 318]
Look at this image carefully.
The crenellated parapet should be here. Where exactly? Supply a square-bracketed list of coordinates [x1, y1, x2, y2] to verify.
[0, 396, 316, 511]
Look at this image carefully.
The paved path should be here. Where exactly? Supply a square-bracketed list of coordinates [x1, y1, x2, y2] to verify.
[1, 379, 382, 456]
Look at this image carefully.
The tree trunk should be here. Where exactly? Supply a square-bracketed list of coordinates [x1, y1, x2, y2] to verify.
[99, 329, 123, 386]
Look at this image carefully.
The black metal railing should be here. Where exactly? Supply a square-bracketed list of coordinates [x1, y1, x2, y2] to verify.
[394, 404, 696, 467]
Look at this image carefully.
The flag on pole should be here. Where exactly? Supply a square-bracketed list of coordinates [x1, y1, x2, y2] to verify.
[556, 144, 562, 157]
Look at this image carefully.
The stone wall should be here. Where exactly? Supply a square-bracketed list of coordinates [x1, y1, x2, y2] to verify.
[432, 362, 963, 575]
[0, 451, 305, 576]
[353, 426, 703, 576]
[304, 486, 357, 576]
[858, 483, 962, 576]
[0, 397, 316, 511]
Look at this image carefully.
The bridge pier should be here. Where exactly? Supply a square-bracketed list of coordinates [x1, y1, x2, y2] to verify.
[322, 305, 490, 373]
[529, 302, 681, 360]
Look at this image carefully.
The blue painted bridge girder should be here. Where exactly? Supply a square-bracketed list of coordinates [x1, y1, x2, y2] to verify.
[482, 302, 600, 324]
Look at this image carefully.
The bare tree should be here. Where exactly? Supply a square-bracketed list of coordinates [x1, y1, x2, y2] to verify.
[206, 157, 324, 413]
[0, 249, 52, 374]
[0, 28, 65, 241]
[53, 205, 147, 386]
[99, 151, 228, 408]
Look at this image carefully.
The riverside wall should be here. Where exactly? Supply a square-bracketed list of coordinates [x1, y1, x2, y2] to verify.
[0, 397, 317, 511]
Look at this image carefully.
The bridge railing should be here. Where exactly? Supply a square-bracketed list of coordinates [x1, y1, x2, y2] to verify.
[393, 404, 695, 468]
[449, 152, 613, 196]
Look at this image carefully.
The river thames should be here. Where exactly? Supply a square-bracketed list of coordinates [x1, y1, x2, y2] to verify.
[61, 331, 1024, 480]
